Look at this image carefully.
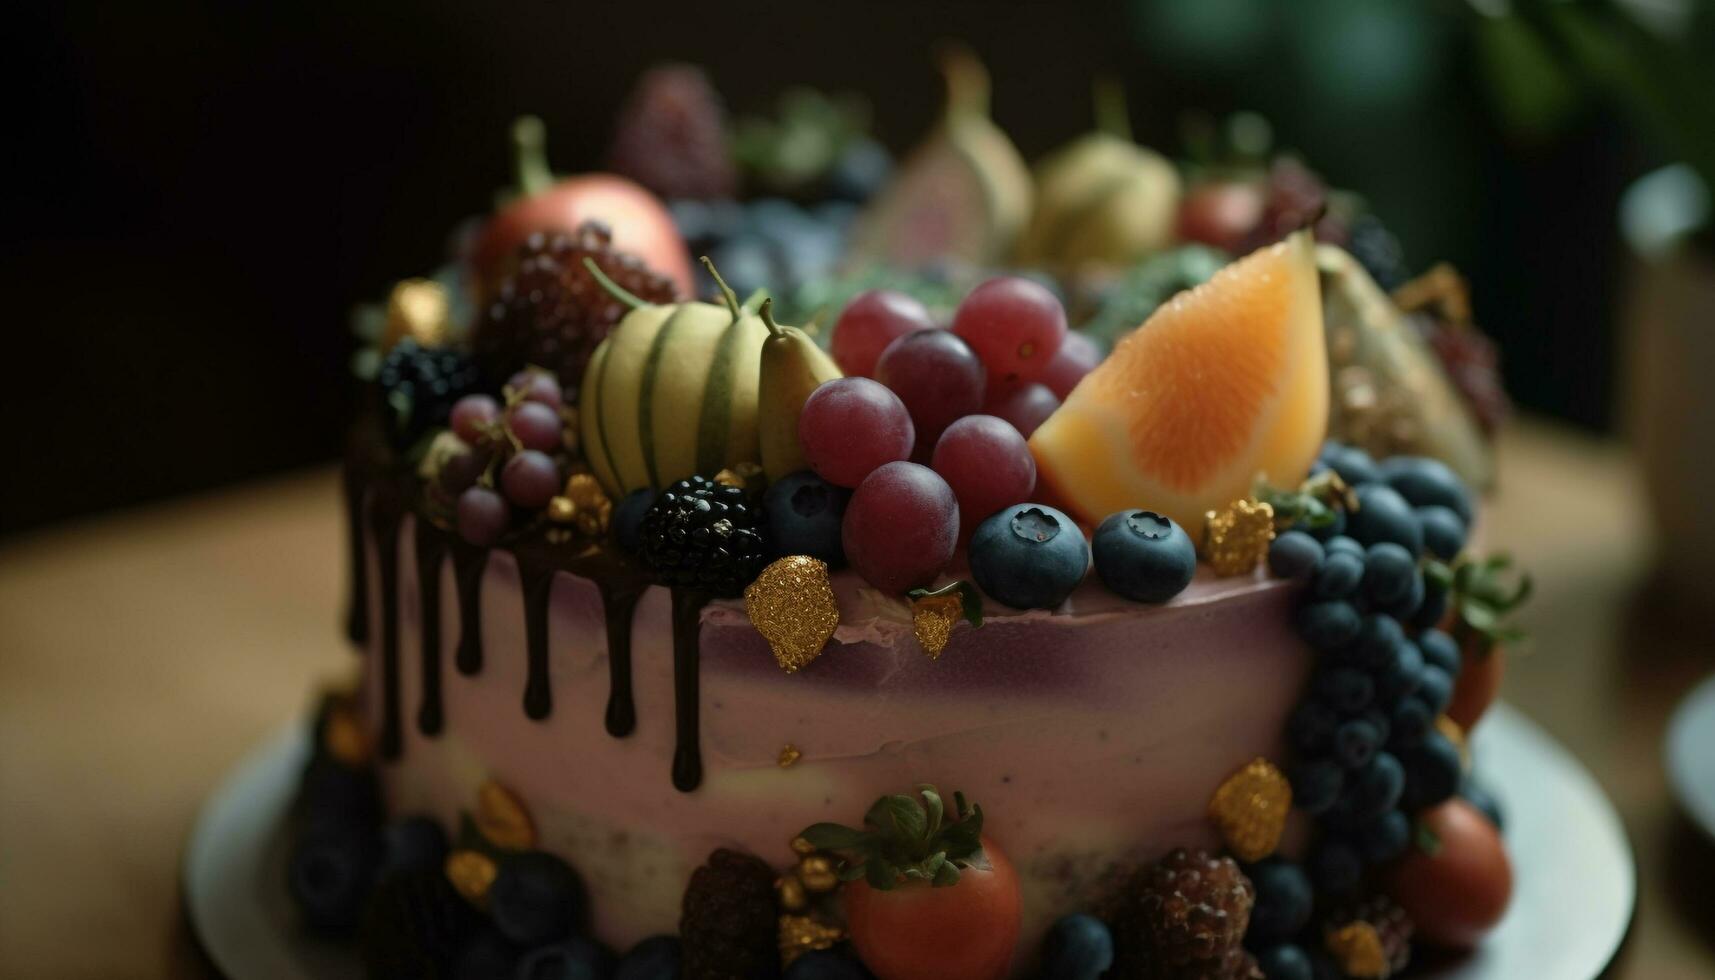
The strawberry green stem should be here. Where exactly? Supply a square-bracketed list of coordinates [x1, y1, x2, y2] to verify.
[512, 116, 555, 197]
[582, 257, 651, 310]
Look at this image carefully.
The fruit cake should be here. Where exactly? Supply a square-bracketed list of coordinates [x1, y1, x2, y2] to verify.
[295, 57, 1528, 980]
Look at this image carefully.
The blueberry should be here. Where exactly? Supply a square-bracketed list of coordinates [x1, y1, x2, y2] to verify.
[1360, 707, 1394, 746]
[1462, 781, 1506, 832]
[1377, 569, 1425, 622]
[1317, 667, 1375, 713]
[1379, 455, 1473, 524]
[1290, 759, 1345, 814]
[1091, 510, 1196, 603]
[613, 489, 656, 554]
[1254, 944, 1314, 980]
[1401, 732, 1463, 810]
[1312, 550, 1365, 600]
[1244, 859, 1313, 943]
[1306, 507, 1348, 542]
[1361, 543, 1416, 605]
[489, 852, 588, 947]
[785, 949, 873, 979]
[1324, 445, 1381, 486]
[1417, 664, 1454, 715]
[380, 816, 448, 876]
[1375, 639, 1425, 701]
[1355, 808, 1411, 863]
[1288, 700, 1340, 755]
[287, 822, 378, 931]
[1416, 629, 1462, 676]
[515, 936, 612, 980]
[614, 936, 681, 980]
[1410, 575, 1450, 630]
[1324, 535, 1365, 558]
[1348, 613, 1405, 671]
[455, 927, 523, 980]
[1039, 913, 1114, 980]
[1296, 600, 1360, 651]
[1349, 752, 1407, 818]
[298, 755, 381, 830]
[764, 471, 849, 564]
[1417, 505, 1467, 561]
[1334, 718, 1382, 770]
[1387, 696, 1433, 748]
[971, 505, 1091, 609]
[1268, 530, 1325, 578]
[1309, 840, 1363, 894]
[1347, 484, 1424, 555]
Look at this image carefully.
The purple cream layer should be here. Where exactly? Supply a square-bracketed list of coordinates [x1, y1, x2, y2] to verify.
[359, 515, 1312, 967]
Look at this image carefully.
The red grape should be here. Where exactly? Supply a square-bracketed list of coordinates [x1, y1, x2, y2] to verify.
[874, 330, 986, 451]
[438, 449, 487, 495]
[508, 401, 563, 452]
[950, 277, 1068, 386]
[500, 450, 560, 508]
[508, 369, 563, 407]
[451, 395, 500, 444]
[842, 461, 959, 592]
[799, 378, 916, 488]
[457, 487, 509, 546]
[982, 382, 1059, 439]
[1039, 330, 1101, 399]
[830, 289, 937, 378]
[932, 415, 1036, 533]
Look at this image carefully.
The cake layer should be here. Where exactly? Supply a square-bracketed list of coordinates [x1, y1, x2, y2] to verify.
[357, 509, 1312, 968]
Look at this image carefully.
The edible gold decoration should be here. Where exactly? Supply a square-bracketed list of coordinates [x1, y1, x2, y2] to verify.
[1203, 499, 1276, 576]
[778, 914, 844, 967]
[744, 557, 840, 673]
[778, 744, 802, 769]
[911, 593, 962, 660]
[547, 496, 577, 524]
[545, 474, 613, 537]
[1207, 757, 1291, 862]
[445, 849, 498, 905]
[380, 278, 450, 353]
[322, 701, 371, 767]
[474, 780, 536, 851]
[713, 462, 765, 494]
[789, 835, 818, 857]
[776, 875, 808, 912]
[1325, 921, 1389, 979]
[796, 854, 839, 893]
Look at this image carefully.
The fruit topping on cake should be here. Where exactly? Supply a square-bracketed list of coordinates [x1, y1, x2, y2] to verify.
[607, 64, 737, 202]
[637, 474, 768, 597]
[1030, 230, 1328, 536]
[680, 849, 781, 980]
[1107, 848, 1259, 980]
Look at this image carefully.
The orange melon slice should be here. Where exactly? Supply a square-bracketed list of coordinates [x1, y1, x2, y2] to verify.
[1029, 231, 1327, 535]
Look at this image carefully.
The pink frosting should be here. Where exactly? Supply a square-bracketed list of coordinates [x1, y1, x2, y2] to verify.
[361, 516, 1312, 970]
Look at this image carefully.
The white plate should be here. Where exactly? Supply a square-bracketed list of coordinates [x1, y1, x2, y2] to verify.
[184, 703, 1633, 979]
[1667, 672, 1715, 844]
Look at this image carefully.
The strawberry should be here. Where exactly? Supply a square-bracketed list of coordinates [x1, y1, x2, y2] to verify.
[800, 785, 1021, 980]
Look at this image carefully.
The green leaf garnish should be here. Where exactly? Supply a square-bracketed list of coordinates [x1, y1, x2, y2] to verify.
[795, 784, 988, 891]
[906, 581, 985, 628]
[1444, 552, 1533, 650]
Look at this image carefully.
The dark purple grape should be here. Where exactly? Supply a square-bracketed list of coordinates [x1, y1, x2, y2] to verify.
[508, 401, 564, 453]
[451, 395, 500, 444]
[438, 450, 487, 495]
[500, 450, 560, 509]
[457, 487, 509, 546]
[508, 369, 563, 407]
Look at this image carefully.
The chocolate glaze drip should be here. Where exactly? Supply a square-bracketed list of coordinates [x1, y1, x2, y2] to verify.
[520, 560, 557, 721]
[342, 461, 369, 646]
[413, 519, 447, 737]
[598, 580, 646, 738]
[369, 489, 405, 761]
[669, 588, 709, 792]
[451, 542, 488, 676]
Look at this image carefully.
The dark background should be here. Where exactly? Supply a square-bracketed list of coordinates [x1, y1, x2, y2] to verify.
[2, 1, 1681, 532]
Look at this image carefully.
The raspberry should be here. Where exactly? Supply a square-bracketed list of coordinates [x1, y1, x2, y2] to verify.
[638, 475, 769, 598]
[1323, 894, 1413, 979]
[1109, 849, 1258, 979]
[608, 64, 737, 201]
[679, 848, 780, 980]
[376, 339, 483, 451]
[359, 869, 478, 980]
[472, 223, 679, 392]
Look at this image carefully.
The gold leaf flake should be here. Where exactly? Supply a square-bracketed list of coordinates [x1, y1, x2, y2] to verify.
[778, 914, 844, 967]
[1207, 757, 1291, 862]
[322, 701, 371, 768]
[445, 849, 498, 906]
[789, 835, 817, 857]
[778, 744, 802, 769]
[547, 496, 577, 524]
[1203, 499, 1277, 576]
[474, 780, 536, 851]
[776, 875, 808, 912]
[1326, 921, 1390, 979]
[796, 854, 839, 893]
[744, 557, 840, 673]
[911, 594, 962, 660]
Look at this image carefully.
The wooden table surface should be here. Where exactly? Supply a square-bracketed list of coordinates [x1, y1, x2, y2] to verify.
[2, 419, 1712, 979]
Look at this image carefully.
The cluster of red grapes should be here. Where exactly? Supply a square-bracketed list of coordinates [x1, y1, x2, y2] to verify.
[437, 369, 574, 546]
[807, 280, 1103, 592]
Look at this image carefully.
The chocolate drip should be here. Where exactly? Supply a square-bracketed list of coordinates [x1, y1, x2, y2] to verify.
[342, 462, 369, 646]
[413, 520, 448, 737]
[599, 581, 646, 737]
[370, 491, 405, 761]
[520, 561, 557, 721]
[669, 588, 709, 792]
[451, 542, 488, 676]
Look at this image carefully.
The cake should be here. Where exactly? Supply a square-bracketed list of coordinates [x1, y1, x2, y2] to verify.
[295, 55, 1529, 980]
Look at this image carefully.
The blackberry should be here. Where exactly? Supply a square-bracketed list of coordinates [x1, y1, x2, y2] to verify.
[376, 339, 483, 451]
[1347, 214, 1409, 291]
[637, 475, 768, 597]
[473, 223, 679, 392]
[359, 869, 479, 980]
[679, 848, 780, 980]
[1110, 849, 1258, 979]
[608, 64, 737, 201]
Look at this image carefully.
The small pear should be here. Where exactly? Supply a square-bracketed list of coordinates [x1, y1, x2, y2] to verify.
[757, 299, 843, 481]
